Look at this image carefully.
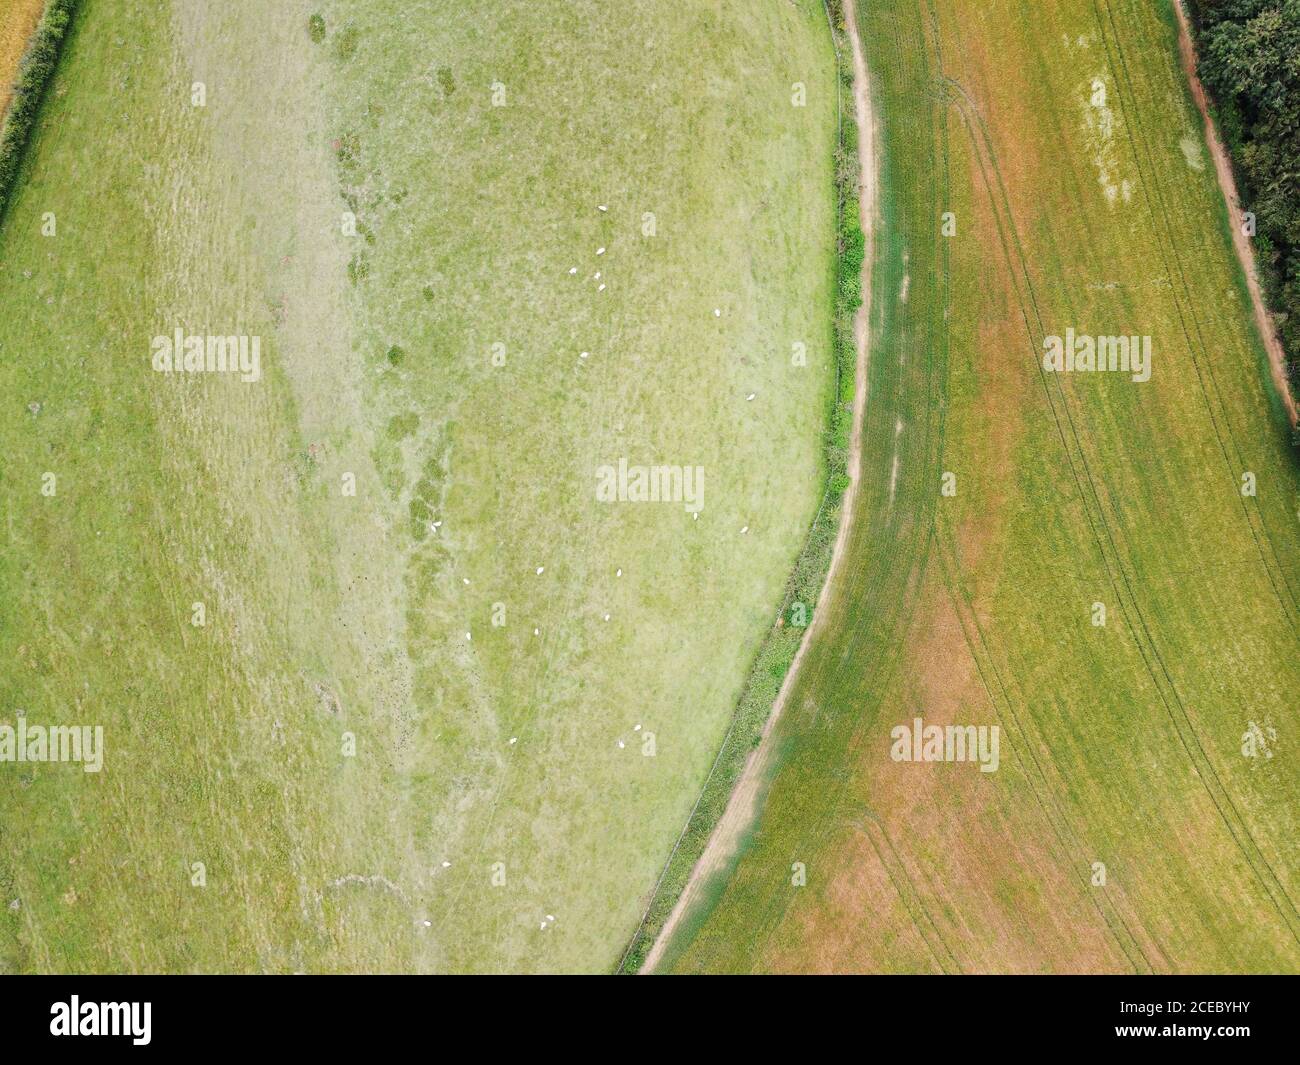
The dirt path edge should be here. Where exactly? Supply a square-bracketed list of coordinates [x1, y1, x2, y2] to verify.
[640, 0, 879, 973]
[1172, 0, 1297, 429]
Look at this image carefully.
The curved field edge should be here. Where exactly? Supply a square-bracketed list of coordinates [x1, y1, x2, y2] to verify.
[0, 0, 77, 224]
[617, 0, 863, 975]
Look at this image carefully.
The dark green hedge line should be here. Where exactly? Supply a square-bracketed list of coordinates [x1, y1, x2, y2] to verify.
[0, 0, 81, 226]
[1187, 0, 1300, 427]
[615, 0, 865, 974]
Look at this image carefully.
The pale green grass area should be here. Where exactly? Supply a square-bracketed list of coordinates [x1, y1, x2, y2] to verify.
[665, 0, 1300, 974]
[0, 0, 836, 972]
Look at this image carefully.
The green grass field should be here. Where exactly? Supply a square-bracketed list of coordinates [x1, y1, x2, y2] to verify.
[660, 0, 1300, 973]
[0, 0, 837, 972]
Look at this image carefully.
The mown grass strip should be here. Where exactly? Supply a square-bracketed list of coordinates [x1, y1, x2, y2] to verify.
[0, 0, 78, 227]
[615, 0, 863, 974]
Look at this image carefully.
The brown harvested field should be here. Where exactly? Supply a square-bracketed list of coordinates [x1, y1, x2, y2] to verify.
[0, 0, 46, 120]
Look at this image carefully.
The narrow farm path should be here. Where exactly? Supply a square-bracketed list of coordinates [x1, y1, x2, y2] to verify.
[1173, 0, 1296, 428]
[641, 0, 880, 973]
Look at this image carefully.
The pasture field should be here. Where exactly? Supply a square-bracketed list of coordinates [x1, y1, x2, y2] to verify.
[0, 0, 45, 120]
[659, 0, 1300, 973]
[0, 0, 836, 972]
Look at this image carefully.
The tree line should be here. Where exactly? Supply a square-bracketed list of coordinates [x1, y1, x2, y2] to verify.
[1191, 0, 1300, 415]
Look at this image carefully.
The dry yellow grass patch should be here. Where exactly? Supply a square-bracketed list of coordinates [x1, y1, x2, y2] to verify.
[0, 0, 47, 119]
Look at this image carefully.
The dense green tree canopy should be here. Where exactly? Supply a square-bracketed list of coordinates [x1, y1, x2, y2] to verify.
[1195, 0, 1300, 397]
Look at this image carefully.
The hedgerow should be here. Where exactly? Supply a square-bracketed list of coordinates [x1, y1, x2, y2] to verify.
[0, 0, 80, 226]
[1189, 0, 1300, 421]
[615, 0, 864, 974]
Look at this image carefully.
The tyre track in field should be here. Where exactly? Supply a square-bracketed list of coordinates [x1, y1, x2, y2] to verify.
[949, 81, 1190, 967]
[638, 0, 880, 973]
[1169, 0, 1297, 432]
[933, 524, 1160, 972]
[915, 0, 1156, 969]
[727, 0, 955, 972]
[1095, 0, 1300, 637]
[850, 804, 963, 973]
[1091, 0, 1300, 932]
[724, 0, 953, 972]
[948, 68, 1300, 948]
[937, 39, 1300, 945]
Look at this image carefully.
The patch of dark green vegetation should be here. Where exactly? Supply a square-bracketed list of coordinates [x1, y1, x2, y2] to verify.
[334, 24, 360, 62]
[387, 411, 419, 440]
[347, 251, 370, 283]
[436, 66, 456, 97]
[615, 0, 861, 974]
[0, 0, 81, 227]
[335, 130, 361, 168]
[407, 454, 445, 542]
[307, 13, 326, 44]
[1190, 0, 1300, 424]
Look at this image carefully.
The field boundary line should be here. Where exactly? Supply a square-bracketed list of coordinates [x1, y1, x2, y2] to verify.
[680, 0, 952, 973]
[1169, 0, 1297, 430]
[0, 0, 80, 229]
[615, 0, 873, 974]
[747, 0, 957, 969]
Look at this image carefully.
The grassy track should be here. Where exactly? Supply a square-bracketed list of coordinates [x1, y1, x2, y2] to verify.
[660, 0, 1300, 974]
[0, 0, 836, 972]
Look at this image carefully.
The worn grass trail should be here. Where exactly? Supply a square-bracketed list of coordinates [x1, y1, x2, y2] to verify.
[642, 0, 879, 974]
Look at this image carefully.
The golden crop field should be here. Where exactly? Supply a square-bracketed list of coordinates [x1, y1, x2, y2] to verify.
[0, 0, 46, 119]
